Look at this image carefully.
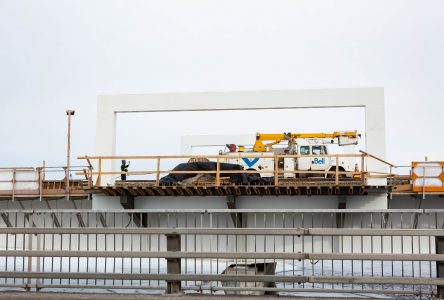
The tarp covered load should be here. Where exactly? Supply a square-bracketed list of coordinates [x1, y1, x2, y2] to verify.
[159, 161, 266, 185]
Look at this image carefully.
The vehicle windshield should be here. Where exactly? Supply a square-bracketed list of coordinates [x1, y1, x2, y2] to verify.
[312, 145, 327, 155]
[300, 146, 310, 155]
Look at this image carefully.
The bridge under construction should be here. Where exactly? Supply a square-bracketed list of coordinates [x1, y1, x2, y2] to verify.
[0, 152, 440, 203]
[1, 89, 444, 299]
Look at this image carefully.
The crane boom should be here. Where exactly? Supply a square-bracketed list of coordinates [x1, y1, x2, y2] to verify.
[253, 131, 358, 152]
[287, 131, 358, 139]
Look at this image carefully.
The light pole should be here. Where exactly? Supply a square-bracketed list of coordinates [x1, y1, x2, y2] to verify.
[66, 109, 75, 200]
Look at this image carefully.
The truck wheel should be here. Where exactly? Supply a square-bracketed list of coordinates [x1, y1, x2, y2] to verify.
[327, 167, 346, 178]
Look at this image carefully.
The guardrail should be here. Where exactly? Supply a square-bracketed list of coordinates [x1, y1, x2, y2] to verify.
[0, 209, 442, 297]
[412, 161, 444, 196]
[77, 152, 393, 188]
[0, 165, 91, 200]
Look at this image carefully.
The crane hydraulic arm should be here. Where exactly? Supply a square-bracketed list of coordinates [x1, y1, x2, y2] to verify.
[253, 131, 359, 152]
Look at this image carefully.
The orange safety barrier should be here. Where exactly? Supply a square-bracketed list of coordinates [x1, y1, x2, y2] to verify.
[412, 161, 444, 192]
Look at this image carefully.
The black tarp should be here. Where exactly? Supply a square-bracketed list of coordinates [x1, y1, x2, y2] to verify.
[159, 161, 266, 185]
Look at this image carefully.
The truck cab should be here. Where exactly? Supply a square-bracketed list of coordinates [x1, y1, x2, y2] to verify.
[298, 143, 330, 172]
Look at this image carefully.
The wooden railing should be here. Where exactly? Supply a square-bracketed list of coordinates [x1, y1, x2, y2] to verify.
[77, 152, 395, 188]
[0, 165, 91, 200]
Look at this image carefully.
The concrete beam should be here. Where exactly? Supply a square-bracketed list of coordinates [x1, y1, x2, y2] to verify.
[95, 88, 387, 208]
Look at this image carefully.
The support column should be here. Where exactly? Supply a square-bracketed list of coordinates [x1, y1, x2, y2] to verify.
[436, 236, 444, 298]
[166, 234, 181, 294]
[337, 196, 346, 228]
[120, 195, 146, 227]
[226, 195, 242, 227]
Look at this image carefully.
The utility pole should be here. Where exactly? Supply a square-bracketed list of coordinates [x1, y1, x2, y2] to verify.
[66, 110, 75, 200]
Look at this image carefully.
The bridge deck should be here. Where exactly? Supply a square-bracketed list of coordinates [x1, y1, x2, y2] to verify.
[92, 178, 388, 197]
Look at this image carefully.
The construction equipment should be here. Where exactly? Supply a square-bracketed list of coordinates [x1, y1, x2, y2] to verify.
[223, 131, 360, 178]
[253, 131, 359, 152]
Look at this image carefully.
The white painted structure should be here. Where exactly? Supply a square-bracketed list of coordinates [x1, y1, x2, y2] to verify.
[0, 169, 39, 190]
[94, 88, 387, 209]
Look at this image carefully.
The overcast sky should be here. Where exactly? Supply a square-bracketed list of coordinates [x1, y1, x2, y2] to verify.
[0, 0, 443, 170]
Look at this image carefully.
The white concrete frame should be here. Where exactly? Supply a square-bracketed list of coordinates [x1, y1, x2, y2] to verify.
[95, 88, 385, 183]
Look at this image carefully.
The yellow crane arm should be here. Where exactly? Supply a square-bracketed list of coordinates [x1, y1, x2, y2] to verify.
[253, 131, 358, 152]
[253, 133, 287, 152]
[288, 131, 358, 139]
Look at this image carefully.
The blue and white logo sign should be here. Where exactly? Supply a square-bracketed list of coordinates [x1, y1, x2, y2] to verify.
[313, 158, 325, 164]
[242, 158, 259, 168]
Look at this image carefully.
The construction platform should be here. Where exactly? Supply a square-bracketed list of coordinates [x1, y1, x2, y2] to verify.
[93, 178, 384, 197]
[78, 154, 443, 199]
[1, 155, 442, 201]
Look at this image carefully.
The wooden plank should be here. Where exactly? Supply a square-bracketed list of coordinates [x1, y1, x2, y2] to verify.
[97, 158, 102, 186]
[216, 157, 220, 186]
[107, 187, 119, 196]
[392, 184, 412, 192]
[78, 153, 363, 160]
[126, 188, 138, 197]
[361, 155, 365, 187]
[155, 158, 160, 186]
[164, 188, 175, 196]
[82, 169, 358, 176]
[183, 187, 193, 196]
[335, 155, 339, 186]
[253, 187, 260, 195]
[215, 187, 224, 196]
[115, 187, 126, 195]
[360, 150, 394, 167]
[274, 157, 278, 186]
[176, 188, 184, 196]
[153, 187, 165, 196]
[194, 187, 203, 196]
[134, 187, 145, 196]
[285, 186, 291, 196]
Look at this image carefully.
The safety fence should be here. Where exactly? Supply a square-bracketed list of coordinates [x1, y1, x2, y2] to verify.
[0, 166, 90, 201]
[78, 151, 394, 189]
[412, 162, 444, 194]
[0, 209, 443, 298]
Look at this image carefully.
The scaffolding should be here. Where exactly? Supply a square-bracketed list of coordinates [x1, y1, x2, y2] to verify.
[0, 165, 90, 201]
[77, 152, 394, 197]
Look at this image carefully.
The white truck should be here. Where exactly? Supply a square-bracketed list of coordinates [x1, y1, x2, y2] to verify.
[222, 131, 360, 178]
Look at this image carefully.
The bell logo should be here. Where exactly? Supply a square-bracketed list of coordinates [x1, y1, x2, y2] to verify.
[313, 158, 325, 164]
[242, 158, 259, 167]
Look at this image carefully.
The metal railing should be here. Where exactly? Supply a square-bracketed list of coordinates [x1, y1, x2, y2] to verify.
[0, 165, 90, 200]
[77, 152, 393, 188]
[0, 209, 443, 298]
